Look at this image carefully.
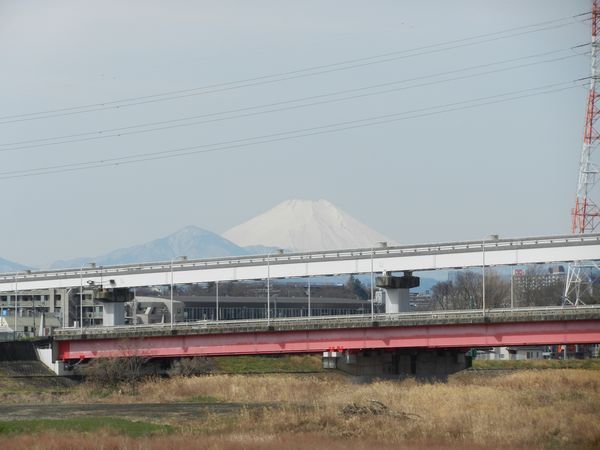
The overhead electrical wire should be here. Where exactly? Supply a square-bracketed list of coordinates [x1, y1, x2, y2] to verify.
[0, 80, 582, 180]
[0, 12, 588, 125]
[0, 48, 583, 152]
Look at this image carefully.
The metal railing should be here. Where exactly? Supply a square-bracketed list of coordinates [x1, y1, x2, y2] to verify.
[3, 233, 600, 284]
[54, 304, 600, 338]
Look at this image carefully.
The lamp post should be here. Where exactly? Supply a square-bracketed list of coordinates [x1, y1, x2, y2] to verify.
[307, 275, 311, 318]
[266, 249, 283, 325]
[510, 270, 514, 309]
[79, 264, 84, 330]
[370, 247, 374, 320]
[482, 239, 486, 316]
[482, 235, 499, 316]
[215, 281, 219, 321]
[13, 273, 18, 341]
[79, 262, 96, 330]
[170, 256, 187, 328]
[24, 270, 34, 333]
[132, 287, 137, 326]
[267, 253, 271, 325]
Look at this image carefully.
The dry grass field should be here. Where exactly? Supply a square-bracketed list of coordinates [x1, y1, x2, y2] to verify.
[1, 365, 599, 449]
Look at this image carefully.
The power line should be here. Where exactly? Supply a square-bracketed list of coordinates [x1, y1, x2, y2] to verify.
[0, 80, 581, 180]
[0, 13, 586, 125]
[0, 49, 582, 152]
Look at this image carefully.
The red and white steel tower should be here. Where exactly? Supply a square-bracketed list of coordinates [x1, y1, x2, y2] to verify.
[571, 0, 600, 233]
[565, 1, 600, 306]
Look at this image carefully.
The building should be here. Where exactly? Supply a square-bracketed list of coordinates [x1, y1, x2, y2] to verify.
[0, 315, 61, 340]
[0, 287, 100, 336]
[477, 346, 548, 360]
[512, 266, 566, 291]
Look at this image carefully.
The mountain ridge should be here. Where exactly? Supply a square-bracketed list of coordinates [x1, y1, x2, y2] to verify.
[7, 200, 396, 269]
[0, 257, 30, 273]
[49, 226, 249, 269]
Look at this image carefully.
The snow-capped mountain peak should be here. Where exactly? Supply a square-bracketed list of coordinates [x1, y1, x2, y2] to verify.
[223, 199, 394, 252]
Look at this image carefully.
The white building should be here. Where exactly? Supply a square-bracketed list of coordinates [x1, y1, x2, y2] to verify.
[477, 346, 547, 360]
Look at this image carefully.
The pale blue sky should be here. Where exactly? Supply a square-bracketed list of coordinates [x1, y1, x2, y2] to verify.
[0, 0, 592, 266]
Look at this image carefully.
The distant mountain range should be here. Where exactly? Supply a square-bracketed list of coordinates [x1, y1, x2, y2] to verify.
[2, 199, 397, 271]
[49, 226, 251, 269]
[0, 257, 29, 273]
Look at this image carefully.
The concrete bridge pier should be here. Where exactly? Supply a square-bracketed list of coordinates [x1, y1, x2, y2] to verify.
[376, 271, 420, 313]
[326, 348, 471, 380]
[96, 288, 133, 327]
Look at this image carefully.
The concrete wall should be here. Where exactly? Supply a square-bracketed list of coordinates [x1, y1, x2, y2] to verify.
[334, 348, 471, 380]
[35, 346, 65, 375]
[0, 341, 38, 361]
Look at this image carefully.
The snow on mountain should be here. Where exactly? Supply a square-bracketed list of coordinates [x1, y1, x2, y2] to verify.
[223, 199, 395, 252]
[0, 257, 29, 273]
[50, 226, 249, 269]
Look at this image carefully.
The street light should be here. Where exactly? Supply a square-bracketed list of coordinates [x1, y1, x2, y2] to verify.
[170, 256, 187, 328]
[266, 249, 283, 325]
[80, 262, 95, 330]
[370, 246, 374, 320]
[215, 280, 219, 321]
[24, 270, 34, 333]
[510, 269, 514, 309]
[307, 275, 311, 318]
[482, 235, 499, 316]
[482, 239, 485, 316]
[13, 272, 18, 341]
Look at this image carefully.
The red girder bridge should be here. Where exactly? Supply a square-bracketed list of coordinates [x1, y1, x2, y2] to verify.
[53, 306, 600, 361]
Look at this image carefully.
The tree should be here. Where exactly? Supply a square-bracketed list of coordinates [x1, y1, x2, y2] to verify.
[431, 269, 509, 310]
[431, 281, 453, 310]
[346, 275, 369, 300]
[452, 271, 482, 310]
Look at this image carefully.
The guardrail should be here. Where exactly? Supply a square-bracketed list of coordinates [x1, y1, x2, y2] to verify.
[53, 305, 600, 338]
[3, 233, 600, 284]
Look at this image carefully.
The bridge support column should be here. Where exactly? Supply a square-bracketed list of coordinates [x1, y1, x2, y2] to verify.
[376, 271, 420, 313]
[101, 302, 125, 327]
[96, 288, 133, 327]
[330, 349, 471, 380]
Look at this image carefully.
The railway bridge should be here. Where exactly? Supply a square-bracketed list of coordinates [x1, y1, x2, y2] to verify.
[47, 306, 600, 378]
[3, 233, 598, 377]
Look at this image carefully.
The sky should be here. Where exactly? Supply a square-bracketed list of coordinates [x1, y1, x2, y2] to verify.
[0, 0, 593, 267]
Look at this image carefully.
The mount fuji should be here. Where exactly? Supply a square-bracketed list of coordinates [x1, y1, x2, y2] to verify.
[224, 199, 395, 252]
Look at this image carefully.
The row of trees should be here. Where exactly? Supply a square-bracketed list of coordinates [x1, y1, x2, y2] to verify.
[431, 267, 566, 310]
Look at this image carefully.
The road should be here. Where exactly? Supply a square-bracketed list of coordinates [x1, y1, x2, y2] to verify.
[0, 402, 273, 420]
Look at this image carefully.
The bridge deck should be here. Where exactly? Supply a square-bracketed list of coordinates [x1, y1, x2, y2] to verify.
[55, 307, 600, 360]
[3, 233, 600, 291]
[54, 306, 600, 340]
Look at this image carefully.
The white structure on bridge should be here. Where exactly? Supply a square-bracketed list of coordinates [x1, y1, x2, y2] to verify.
[0, 233, 599, 293]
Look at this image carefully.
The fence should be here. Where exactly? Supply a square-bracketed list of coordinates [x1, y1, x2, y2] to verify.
[184, 305, 368, 321]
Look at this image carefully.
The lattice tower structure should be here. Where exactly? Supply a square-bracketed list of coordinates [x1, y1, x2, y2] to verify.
[572, 0, 600, 233]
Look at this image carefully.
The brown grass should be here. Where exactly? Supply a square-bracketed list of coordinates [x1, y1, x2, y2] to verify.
[1, 369, 599, 449]
[0, 431, 500, 450]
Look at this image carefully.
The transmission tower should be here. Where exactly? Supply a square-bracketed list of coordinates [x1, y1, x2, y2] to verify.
[565, 1, 600, 306]
[572, 0, 600, 233]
